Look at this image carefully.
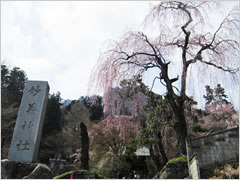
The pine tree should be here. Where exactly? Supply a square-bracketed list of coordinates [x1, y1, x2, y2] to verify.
[203, 85, 215, 105]
[42, 92, 64, 136]
[204, 84, 229, 105]
[214, 84, 228, 103]
[1, 65, 28, 107]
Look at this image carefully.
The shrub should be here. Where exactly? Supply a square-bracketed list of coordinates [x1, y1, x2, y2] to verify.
[193, 125, 209, 133]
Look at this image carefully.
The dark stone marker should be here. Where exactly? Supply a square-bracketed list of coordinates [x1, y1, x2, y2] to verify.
[80, 122, 89, 170]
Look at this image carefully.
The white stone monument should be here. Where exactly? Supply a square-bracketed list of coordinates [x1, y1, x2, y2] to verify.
[8, 81, 49, 162]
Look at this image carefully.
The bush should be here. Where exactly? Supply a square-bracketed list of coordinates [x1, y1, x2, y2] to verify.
[145, 157, 157, 178]
[166, 156, 187, 164]
[154, 156, 188, 179]
[193, 125, 209, 133]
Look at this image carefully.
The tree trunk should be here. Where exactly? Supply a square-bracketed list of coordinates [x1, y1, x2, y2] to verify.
[157, 132, 168, 165]
[80, 123, 89, 170]
[166, 93, 188, 155]
[149, 145, 162, 171]
[172, 102, 187, 155]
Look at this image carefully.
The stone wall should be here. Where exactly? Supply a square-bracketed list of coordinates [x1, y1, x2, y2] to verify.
[189, 155, 200, 179]
[186, 127, 239, 174]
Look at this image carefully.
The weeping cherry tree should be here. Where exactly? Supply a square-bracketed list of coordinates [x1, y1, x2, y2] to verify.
[89, 1, 239, 154]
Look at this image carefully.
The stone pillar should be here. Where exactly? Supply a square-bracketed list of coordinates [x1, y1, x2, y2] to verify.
[8, 81, 49, 162]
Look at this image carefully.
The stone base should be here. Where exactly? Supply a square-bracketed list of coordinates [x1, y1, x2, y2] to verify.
[154, 158, 189, 179]
[1, 159, 52, 179]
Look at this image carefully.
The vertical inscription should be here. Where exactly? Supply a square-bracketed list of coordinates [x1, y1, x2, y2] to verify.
[28, 85, 41, 96]
[8, 81, 49, 162]
[22, 140, 30, 151]
[26, 103, 36, 114]
[21, 121, 33, 130]
[16, 140, 31, 151]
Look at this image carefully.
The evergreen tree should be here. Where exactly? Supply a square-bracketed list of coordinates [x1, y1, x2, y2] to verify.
[204, 84, 229, 105]
[214, 84, 228, 103]
[140, 92, 169, 171]
[1, 65, 28, 107]
[83, 95, 103, 121]
[39, 92, 64, 162]
[1, 65, 10, 107]
[8, 67, 27, 105]
[117, 76, 169, 171]
[42, 92, 64, 136]
[1, 65, 10, 89]
[203, 85, 215, 105]
[1, 65, 28, 157]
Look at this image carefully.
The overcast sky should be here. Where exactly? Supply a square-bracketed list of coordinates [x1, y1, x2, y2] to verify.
[2, 1, 155, 98]
[1, 1, 239, 109]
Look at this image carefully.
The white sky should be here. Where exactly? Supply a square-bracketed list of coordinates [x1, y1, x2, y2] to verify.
[1, 1, 239, 109]
[1, 1, 156, 99]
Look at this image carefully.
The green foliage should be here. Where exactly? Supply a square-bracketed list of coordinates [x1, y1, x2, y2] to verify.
[1, 65, 28, 157]
[89, 104, 103, 121]
[54, 169, 99, 179]
[90, 148, 108, 167]
[89, 168, 108, 179]
[43, 92, 64, 136]
[153, 156, 187, 179]
[124, 138, 138, 156]
[89, 128, 109, 166]
[39, 93, 68, 164]
[143, 92, 174, 134]
[1, 65, 10, 89]
[184, 96, 198, 110]
[158, 156, 187, 176]
[137, 91, 171, 171]
[214, 84, 228, 102]
[139, 124, 161, 146]
[193, 125, 209, 133]
[145, 157, 157, 178]
[83, 95, 103, 121]
[118, 159, 132, 176]
[1, 65, 28, 107]
[97, 156, 132, 178]
[203, 84, 229, 105]
[203, 85, 215, 105]
[118, 77, 171, 170]
[119, 74, 147, 100]
[167, 156, 187, 164]
[53, 170, 74, 179]
[90, 153, 119, 178]
[7, 67, 27, 105]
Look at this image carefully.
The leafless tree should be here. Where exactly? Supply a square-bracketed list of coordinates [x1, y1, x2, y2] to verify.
[89, 1, 239, 154]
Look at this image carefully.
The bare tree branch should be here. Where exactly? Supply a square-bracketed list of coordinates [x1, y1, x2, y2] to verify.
[200, 60, 239, 73]
[151, 76, 160, 91]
